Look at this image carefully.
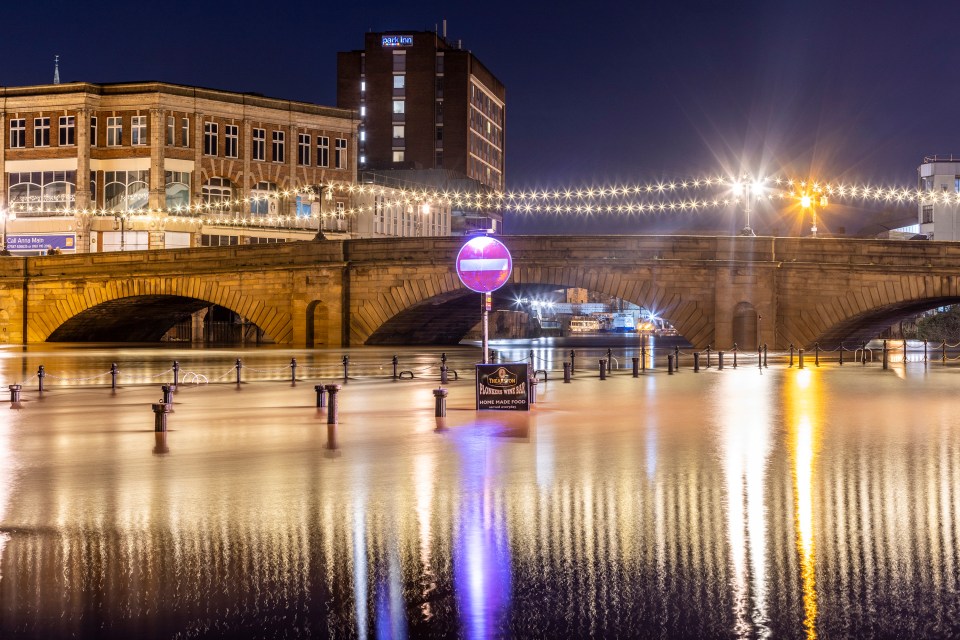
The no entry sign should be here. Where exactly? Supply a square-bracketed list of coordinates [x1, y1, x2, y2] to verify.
[455, 236, 513, 293]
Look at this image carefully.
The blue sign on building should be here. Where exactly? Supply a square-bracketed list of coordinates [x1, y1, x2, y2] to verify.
[381, 35, 413, 48]
[7, 233, 76, 253]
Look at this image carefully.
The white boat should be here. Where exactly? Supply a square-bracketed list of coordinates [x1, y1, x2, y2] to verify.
[569, 316, 601, 333]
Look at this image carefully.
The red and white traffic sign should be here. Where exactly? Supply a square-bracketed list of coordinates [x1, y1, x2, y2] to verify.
[455, 236, 513, 293]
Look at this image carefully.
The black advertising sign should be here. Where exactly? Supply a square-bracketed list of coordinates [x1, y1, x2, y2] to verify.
[476, 363, 529, 411]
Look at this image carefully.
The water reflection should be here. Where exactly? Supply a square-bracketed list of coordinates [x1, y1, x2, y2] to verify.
[0, 348, 959, 637]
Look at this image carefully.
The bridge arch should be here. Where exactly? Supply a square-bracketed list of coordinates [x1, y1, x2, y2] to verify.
[31, 275, 292, 343]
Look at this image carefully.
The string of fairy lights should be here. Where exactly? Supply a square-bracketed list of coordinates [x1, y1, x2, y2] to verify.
[5, 174, 958, 228]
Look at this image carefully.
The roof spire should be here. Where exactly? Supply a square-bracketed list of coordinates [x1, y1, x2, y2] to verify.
[53, 55, 60, 84]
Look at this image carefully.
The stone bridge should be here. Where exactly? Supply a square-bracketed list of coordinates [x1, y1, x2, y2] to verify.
[2, 235, 960, 349]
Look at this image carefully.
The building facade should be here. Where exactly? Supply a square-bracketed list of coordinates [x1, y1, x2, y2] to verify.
[0, 81, 358, 253]
[918, 155, 960, 241]
[337, 30, 506, 192]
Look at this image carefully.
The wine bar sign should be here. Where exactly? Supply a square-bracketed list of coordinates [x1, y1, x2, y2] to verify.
[476, 363, 529, 411]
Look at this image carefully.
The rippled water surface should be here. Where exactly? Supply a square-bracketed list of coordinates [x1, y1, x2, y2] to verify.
[0, 342, 958, 639]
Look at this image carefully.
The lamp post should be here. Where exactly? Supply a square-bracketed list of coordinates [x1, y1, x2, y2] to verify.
[800, 193, 828, 238]
[1, 208, 10, 254]
[733, 177, 763, 236]
[114, 214, 126, 251]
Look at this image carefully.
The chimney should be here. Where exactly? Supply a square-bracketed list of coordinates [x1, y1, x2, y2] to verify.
[443, 19, 447, 39]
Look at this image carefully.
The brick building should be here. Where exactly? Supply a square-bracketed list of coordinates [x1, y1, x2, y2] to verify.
[337, 30, 506, 192]
[0, 81, 358, 253]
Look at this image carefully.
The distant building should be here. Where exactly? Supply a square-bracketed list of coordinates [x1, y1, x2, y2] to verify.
[918, 155, 960, 240]
[0, 81, 357, 253]
[337, 29, 506, 192]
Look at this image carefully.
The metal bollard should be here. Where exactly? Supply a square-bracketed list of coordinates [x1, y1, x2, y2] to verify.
[290, 358, 297, 384]
[923, 340, 928, 363]
[235, 358, 242, 385]
[173, 360, 180, 387]
[758, 346, 763, 369]
[815, 343, 820, 367]
[392, 355, 399, 379]
[153, 431, 169, 455]
[599, 359, 607, 380]
[705, 346, 712, 368]
[325, 384, 342, 424]
[789, 344, 795, 368]
[433, 388, 448, 417]
[9, 384, 21, 403]
[864, 341, 869, 366]
[563, 362, 571, 383]
[161, 385, 174, 406]
[668, 354, 675, 374]
[570, 350, 576, 373]
[529, 350, 535, 368]
[315, 384, 327, 408]
[529, 378, 538, 404]
[606, 349, 613, 374]
[839, 344, 844, 366]
[441, 352, 447, 366]
[799, 349, 805, 369]
[632, 357, 639, 377]
[882, 340, 888, 370]
[718, 351, 724, 370]
[489, 349, 498, 363]
[152, 402, 172, 432]
[693, 352, 700, 372]
[342, 355, 350, 380]
[111, 363, 119, 389]
[675, 346, 681, 373]
[943, 341, 947, 364]
[37, 365, 45, 393]
[440, 364, 449, 384]
[763, 344, 768, 368]
[732, 344, 738, 368]
[641, 344, 647, 372]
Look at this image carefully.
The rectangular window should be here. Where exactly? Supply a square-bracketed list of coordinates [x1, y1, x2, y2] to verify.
[923, 205, 934, 224]
[317, 136, 329, 167]
[335, 138, 347, 169]
[90, 116, 97, 146]
[131, 115, 147, 145]
[360, 105, 366, 117]
[181, 117, 189, 146]
[58, 116, 75, 146]
[297, 133, 311, 165]
[107, 116, 122, 146]
[436, 126, 443, 142]
[252, 128, 266, 161]
[225, 124, 238, 158]
[272, 130, 285, 163]
[166, 116, 175, 145]
[204, 121, 218, 155]
[392, 125, 404, 141]
[34, 117, 50, 147]
[393, 75, 405, 89]
[393, 150, 404, 162]
[392, 51, 406, 72]
[955, 177, 960, 194]
[9, 119, 26, 148]
[393, 100, 405, 115]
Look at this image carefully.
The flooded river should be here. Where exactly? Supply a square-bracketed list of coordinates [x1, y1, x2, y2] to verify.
[0, 341, 958, 638]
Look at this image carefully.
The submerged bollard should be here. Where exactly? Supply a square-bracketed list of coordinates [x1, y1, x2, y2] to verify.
[758, 346, 763, 369]
[38, 365, 45, 393]
[529, 350, 535, 368]
[342, 355, 350, 380]
[632, 357, 639, 377]
[789, 344, 795, 368]
[433, 388, 448, 417]
[705, 346, 712, 368]
[563, 362, 571, 383]
[799, 349, 805, 369]
[675, 346, 681, 373]
[668, 354, 675, 374]
[606, 349, 613, 374]
[111, 363, 119, 389]
[732, 344, 738, 369]
[325, 384, 342, 424]
[161, 385, 174, 406]
[392, 355, 399, 379]
[152, 402, 172, 432]
[599, 359, 607, 380]
[718, 351, 724, 370]
[440, 364, 449, 384]
[529, 378, 538, 404]
[153, 431, 169, 455]
[882, 340, 889, 370]
[9, 384, 21, 403]
[641, 344, 647, 372]
[815, 343, 820, 367]
[763, 344, 768, 368]
[839, 344, 844, 366]
[315, 384, 327, 408]
[172, 360, 180, 387]
[570, 350, 576, 373]
[863, 341, 869, 366]
[489, 349, 498, 363]
[235, 358, 242, 385]
[693, 352, 700, 372]
[923, 340, 928, 363]
[943, 341, 947, 364]
[290, 358, 297, 384]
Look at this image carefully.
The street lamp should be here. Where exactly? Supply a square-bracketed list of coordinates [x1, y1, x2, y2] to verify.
[732, 177, 764, 236]
[800, 193, 828, 237]
[114, 214, 127, 251]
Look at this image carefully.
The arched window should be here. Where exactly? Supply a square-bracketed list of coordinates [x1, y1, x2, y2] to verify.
[250, 181, 278, 215]
[202, 176, 233, 205]
[104, 170, 148, 212]
[8, 171, 78, 214]
[165, 171, 191, 209]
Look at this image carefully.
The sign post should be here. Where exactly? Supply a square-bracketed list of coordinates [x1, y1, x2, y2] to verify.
[455, 236, 513, 364]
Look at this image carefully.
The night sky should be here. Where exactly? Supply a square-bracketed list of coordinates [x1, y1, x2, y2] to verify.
[3, 0, 956, 234]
